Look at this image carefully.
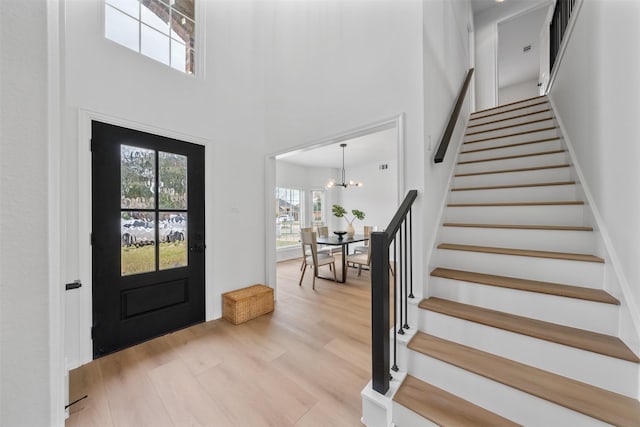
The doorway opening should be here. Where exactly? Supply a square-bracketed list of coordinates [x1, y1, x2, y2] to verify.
[264, 115, 405, 294]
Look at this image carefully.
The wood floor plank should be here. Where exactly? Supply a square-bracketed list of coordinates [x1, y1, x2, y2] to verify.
[455, 164, 569, 177]
[408, 332, 640, 426]
[460, 137, 561, 154]
[67, 259, 374, 427]
[393, 375, 521, 427]
[442, 223, 593, 231]
[451, 181, 575, 191]
[438, 243, 604, 263]
[457, 149, 565, 165]
[465, 127, 557, 145]
[430, 267, 619, 304]
[418, 298, 639, 362]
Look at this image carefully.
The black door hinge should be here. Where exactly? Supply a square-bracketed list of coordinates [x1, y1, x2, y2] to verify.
[91, 325, 95, 339]
[90, 232, 95, 246]
[90, 138, 94, 152]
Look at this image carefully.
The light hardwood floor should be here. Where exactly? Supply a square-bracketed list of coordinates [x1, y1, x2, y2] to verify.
[67, 258, 373, 427]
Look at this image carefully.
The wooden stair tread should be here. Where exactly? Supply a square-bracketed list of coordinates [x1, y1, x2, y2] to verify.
[418, 298, 639, 363]
[465, 127, 557, 145]
[461, 137, 561, 154]
[448, 201, 583, 207]
[408, 332, 640, 426]
[451, 181, 575, 191]
[470, 101, 550, 121]
[457, 150, 565, 165]
[471, 96, 547, 116]
[442, 222, 592, 232]
[467, 109, 552, 128]
[466, 117, 554, 136]
[455, 164, 569, 177]
[430, 267, 619, 304]
[438, 243, 604, 263]
[393, 375, 521, 427]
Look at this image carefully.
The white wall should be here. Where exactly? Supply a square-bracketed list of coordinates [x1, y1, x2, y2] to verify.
[342, 159, 398, 235]
[499, 78, 539, 104]
[549, 0, 640, 339]
[0, 0, 53, 425]
[474, 0, 549, 110]
[422, 0, 472, 289]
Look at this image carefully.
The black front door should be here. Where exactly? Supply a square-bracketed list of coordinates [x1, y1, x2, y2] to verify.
[91, 121, 205, 358]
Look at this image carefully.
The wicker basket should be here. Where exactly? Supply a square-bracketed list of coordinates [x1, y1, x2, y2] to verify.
[222, 284, 274, 325]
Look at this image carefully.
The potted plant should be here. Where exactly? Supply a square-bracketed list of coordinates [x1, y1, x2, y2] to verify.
[332, 204, 365, 237]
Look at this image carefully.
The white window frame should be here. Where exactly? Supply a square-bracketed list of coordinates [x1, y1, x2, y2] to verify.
[103, 0, 202, 76]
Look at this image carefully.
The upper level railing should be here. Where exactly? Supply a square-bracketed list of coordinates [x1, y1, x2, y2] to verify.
[433, 68, 474, 164]
[370, 189, 417, 394]
[550, 0, 577, 71]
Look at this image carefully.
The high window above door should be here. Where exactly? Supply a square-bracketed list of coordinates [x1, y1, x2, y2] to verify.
[105, 0, 196, 74]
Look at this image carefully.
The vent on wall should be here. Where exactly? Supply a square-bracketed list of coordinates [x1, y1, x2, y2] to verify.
[523, 45, 532, 53]
[379, 164, 389, 170]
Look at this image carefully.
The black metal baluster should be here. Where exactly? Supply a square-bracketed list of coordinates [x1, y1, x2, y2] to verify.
[398, 227, 404, 335]
[403, 218, 409, 330]
[409, 208, 414, 299]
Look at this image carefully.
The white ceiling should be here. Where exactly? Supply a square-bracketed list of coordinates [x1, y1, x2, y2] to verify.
[498, 4, 549, 88]
[471, 0, 547, 16]
[277, 127, 397, 169]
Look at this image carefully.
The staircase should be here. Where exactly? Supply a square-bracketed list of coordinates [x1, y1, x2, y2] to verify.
[391, 96, 640, 426]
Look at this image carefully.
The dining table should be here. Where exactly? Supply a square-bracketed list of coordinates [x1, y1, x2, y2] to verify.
[316, 233, 368, 283]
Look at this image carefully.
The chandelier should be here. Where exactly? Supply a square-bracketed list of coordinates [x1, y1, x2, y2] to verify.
[326, 143, 363, 189]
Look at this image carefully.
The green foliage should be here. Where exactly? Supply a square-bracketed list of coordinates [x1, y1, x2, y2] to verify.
[351, 209, 365, 221]
[332, 204, 365, 223]
[332, 204, 347, 217]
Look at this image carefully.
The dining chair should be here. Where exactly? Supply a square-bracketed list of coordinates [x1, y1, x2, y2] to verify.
[316, 225, 342, 256]
[300, 227, 332, 271]
[299, 230, 337, 289]
[353, 225, 373, 255]
[345, 244, 372, 278]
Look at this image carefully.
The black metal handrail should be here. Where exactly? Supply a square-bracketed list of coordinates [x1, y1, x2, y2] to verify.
[434, 68, 474, 164]
[370, 189, 417, 394]
[550, 0, 576, 71]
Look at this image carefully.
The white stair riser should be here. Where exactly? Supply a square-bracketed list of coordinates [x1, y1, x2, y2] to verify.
[444, 204, 586, 226]
[429, 277, 618, 335]
[392, 401, 439, 427]
[467, 110, 555, 133]
[439, 226, 594, 253]
[456, 152, 569, 175]
[454, 167, 571, 188]
[472, 99, 549, 121]
[463, 128, 560, 151]
[434, 248, 604, 288]
[407, 348, 610, 426]
[449, 184, 578, 204]
[459, 139, 563, 162]
[465, 121, 557, 142]
[418, 311, 639, 398]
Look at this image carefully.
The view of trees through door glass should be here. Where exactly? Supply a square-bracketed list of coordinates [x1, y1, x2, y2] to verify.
[275, 188, 302, 248]
[121, 145, 188, 275]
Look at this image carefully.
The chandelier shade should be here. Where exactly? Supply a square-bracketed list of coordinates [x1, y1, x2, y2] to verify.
[326, 143, 363, 189]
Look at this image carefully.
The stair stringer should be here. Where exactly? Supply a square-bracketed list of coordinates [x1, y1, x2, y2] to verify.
[422, 119, 469, 301]
[549, 95, 640, 363]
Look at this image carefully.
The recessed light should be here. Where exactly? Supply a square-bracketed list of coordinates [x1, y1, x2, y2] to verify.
[496, 0, 505, 3]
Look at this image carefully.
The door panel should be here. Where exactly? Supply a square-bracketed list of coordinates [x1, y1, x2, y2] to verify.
[92, 121, 205, 358]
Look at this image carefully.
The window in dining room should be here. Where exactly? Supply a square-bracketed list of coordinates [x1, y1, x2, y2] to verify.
[311, 190, 325, 227]
[275, 187, 303, 249]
